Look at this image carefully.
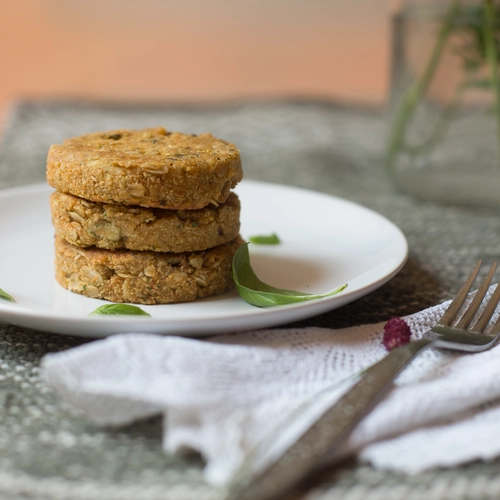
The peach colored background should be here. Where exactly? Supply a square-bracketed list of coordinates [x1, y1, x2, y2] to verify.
[0, 0, 391, 127]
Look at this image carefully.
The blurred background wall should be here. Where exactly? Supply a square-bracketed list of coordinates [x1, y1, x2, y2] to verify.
[0, 0, 390, 128]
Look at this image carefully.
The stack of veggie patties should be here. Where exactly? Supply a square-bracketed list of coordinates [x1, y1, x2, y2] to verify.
[46, 127, 244, 305]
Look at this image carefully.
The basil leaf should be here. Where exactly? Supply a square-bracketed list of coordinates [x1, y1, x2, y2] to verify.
[232, 244, 347, 307]
[89, 304, 151, 316]
[0, 287, 15, 303]
[248, 233, 281, 245]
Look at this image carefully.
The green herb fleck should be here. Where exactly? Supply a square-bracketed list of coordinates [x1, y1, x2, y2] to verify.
[232, 244, 347, 307]
[0, 287, 15, 303]
[89, 304, 151, 316]
[249, 233, 281, 245]
[192, 223, 199, 227]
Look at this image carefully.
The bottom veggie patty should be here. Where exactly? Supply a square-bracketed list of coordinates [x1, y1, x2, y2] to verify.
[54, 235, 244, 304]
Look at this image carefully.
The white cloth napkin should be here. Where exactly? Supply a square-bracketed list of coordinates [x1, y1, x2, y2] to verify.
[41, 297, 500, 486]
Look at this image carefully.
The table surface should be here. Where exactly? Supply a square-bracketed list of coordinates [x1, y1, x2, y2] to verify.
[0, 99, 500, 500]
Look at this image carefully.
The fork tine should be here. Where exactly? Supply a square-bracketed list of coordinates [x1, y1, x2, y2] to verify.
[455, 262, 497, 330]
[471, 275, 500, 333]
[439, 260, 482, 327]
[486, 303, 500, 336]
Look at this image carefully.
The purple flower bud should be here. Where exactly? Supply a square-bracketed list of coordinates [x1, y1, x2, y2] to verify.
[383, 317, 412, 351]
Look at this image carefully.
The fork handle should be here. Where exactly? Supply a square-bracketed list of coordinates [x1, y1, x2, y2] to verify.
[226, 338, 432, 500]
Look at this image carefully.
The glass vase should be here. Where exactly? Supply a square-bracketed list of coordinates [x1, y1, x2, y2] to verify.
[388, 0, 500, 207]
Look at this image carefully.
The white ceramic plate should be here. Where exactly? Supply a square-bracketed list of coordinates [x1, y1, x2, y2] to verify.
[0, 180, 407, 338]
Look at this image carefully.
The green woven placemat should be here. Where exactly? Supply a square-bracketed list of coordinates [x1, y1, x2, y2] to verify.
[0, 99, 499, 499]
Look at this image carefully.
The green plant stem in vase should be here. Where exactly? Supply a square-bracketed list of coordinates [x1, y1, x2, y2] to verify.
[388, 0, 461, 173]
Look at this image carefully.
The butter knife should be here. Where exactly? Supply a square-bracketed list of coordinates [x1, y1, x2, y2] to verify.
[225, 339, 430, 500]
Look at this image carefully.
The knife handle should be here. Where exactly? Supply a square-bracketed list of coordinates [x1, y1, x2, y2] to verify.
[226, 339, 431, 500]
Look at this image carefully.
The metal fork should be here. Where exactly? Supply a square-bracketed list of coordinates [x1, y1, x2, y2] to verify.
[226, 260, 500, 500]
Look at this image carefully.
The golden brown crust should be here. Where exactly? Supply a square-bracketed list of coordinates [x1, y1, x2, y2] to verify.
[50, 191, 241, 253]
[46, 127, 243, 209]
[54, 235, 244, 305]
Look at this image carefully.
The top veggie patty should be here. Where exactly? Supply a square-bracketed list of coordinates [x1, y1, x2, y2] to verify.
[46, 126, 243, 210]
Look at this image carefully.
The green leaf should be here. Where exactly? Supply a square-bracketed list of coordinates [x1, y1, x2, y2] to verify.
[89, 304, 151, 316]
[248, 233, 281, 245]
[0, 287, 15, 303]
[232, 243, 347, 307]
